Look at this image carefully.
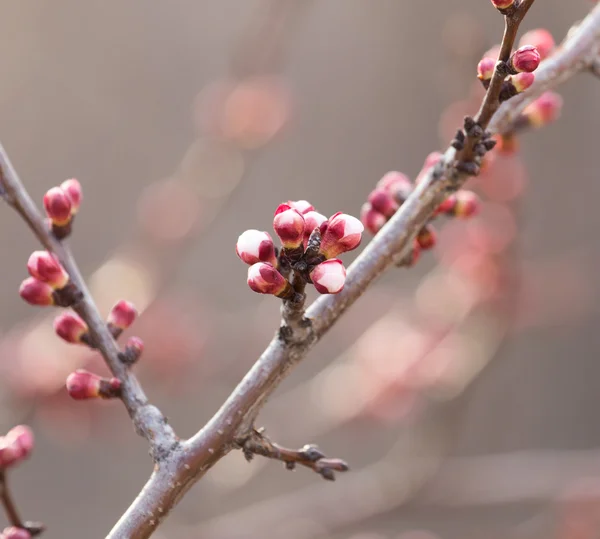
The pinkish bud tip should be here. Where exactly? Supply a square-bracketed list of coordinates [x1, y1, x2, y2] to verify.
[417, 226, 437, 250]
[510, 45, 541, 73]
[19, 277, 54, 306]
[247, 263, 292, 297]
[310, 259, 347, 294]
[435, 194, 457, 215]
[286, 200, 314, 214]
[43, 187, 72, 227]
[368, 188, 399, 218]
[303, 210, 328, 240]
[27, 251, 69, 289]
[0, 426, 34, 470]
[236, 229, 277, 266]
[509, 71, 535, 93]
[53, 312, 89, 344]
[273, 204, 306, 249]
[477, 57, 496, 81]
[66, 369, 121, 400]
[123, 336, 144, 364]
[360, 202, 387, 235]
[107, 300, 138, 330]
[490, 0, 514, 9]
[523, 91, 563, 127]
[520, 29, 555, 60]
[319, 212, 364, 259]
[0, 528, 31, 539]
[452, 191, 481, 218]
[376, 171, 412, 201]
[59, 178, 83, 214]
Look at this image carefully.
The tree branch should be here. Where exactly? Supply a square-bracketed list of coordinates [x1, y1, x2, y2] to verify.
[0, 148, 178, 462]
[107, 5, 600, 538]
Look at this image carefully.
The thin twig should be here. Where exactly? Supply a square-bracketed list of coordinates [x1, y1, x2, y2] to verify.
[0, 471, 22, 529]
[241, 428, 349, 481]
[0, 149, 178, 462]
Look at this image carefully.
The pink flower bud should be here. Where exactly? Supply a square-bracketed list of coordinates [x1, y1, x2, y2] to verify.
[417, 226, 437, 250]
[310, 259, 346, 294]
[273, 204, 306, 249]
[523, 91, 563, 127]
[66, 369, 121, 400]
[0, 528, 31, 539]
[19, 277, 54, 306]
[376, 171, 412, 201]
[43, 187, 72, 227]
[520, 29, 555, 60]
[0, 426, 34, 470]
[236, 229, 277, 266]
[477, 57, 496, 81]
[27, 251, 69, 289]
[107, 300, 137, 330]
[509, 72, 535, 93]
[122, 336, 144, 364]
[368, 188, 399, 218]
[303, 211, 328, 247]
[435, 194, 457, 215]
[247, 263, 292, 297]
[53, 312, 89, 344]
[59, 178, 83, 214]
[407, 240, 422, 267]
[360, 203, 387, 235]
[490, 0, 514, 9]
[286, 200, 314, 214]
[319, 213, 364, 259]
[510, 45, 541, 73]
[452, 191, 481, 218]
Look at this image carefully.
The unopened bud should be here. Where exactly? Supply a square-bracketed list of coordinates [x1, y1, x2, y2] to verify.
[273, 204, 306, 249]
[27, 251, 69, 289]
[0, 426, 34, 470]
[523, 91, 563, 128]
[66, 369, 121, 400]
[451, 191, 481, 218]
[310, 259, 346, 294]
[509, 45, 541, 73]
[507, 72, 535, 94]
[236, 229, 277, 266]
[43, 187, 72, 227]
[53, 312, 89, 345]
[286, 200, 314, 214]
[0, 528, 31, 539]
[417, 225, 437, 250]
[121, 336, 144, 365]
[376, 171, 412, 202]
[477, 57, 496, 82]
[247, 263, 293, 298]
[19, 277, 54, 306]
[520, 29, 555, 60]
[490, 0, 515, 10]
[303, 211, 328, 248]
[319, 213, 363, 259]
[59, 178, 83, 214]
[360, 202, 387, 235]
[368, 188, 398, 218]
[107, 300, 137, 331]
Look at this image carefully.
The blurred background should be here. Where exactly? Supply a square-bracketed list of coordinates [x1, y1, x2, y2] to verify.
[0, 1, 599, 538]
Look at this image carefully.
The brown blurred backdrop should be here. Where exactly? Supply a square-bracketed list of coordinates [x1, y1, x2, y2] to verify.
[0, 1, 599, 538]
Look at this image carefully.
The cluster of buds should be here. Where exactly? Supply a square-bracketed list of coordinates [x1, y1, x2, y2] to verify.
[43, 178, 82, 239]
[19, 251, 75, 308]
[237, 201, 363, 297]
[361, 156, 481, 266]
[0, 426, 34, 470]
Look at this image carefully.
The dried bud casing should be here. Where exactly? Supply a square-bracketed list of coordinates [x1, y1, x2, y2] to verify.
[107, 300, 138, 330]
[0, 426, 34, 471]
[247, 263, 292, 298]
[59, 178, 83, 214]
[53, 313, 89, 344]
[319, 213, 364, 259]
[273, 204, 306, 249]
[510, 45, 541, 73]
[19, 277, 54, 306]
[43, 187, 72, 227]
[66, 370, 121, 400]
[310, 259, 347, 294]
[360, 202, 387, 235]
[27, 251, 69, 289]
[236, 229, 277, 266]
